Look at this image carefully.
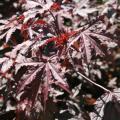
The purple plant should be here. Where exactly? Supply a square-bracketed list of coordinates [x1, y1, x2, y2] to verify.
[0, 0, 119, 120]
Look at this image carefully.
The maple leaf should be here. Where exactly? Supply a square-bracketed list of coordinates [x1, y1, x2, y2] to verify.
[90, 88, 120, 120]
[67, 29, 114, 63]
[13, 54, 71, 114]
[0, 15, 23, 42]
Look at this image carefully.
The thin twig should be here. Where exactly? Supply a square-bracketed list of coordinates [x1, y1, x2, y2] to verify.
[68, 50, 111, 93]
[77, 71, 111, 93]
[48, 10, 61, 36]
[78, 15, 104, 30]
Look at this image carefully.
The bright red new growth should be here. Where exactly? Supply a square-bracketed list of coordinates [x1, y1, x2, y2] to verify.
[21, 24, 28, 32]
[50, 2, 61, 11]
[43, 31, 78, 47]
[17, 15, 25, 21]
[34, 19, 46, 25]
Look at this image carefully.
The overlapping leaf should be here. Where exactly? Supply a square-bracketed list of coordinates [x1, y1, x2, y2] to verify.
[0, 0, 119, 120]
[14, 55, 70, 112]
[90, 88, 120, 120]
[67, 29, 114, 63]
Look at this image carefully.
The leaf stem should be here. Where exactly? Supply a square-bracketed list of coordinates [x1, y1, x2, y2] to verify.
[68, 50, 111, 93]
[78, 15, 104, 30]
[48, 10, 61, 36]
[77, 71, 111, 93]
